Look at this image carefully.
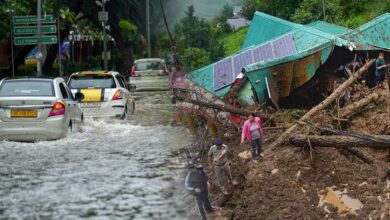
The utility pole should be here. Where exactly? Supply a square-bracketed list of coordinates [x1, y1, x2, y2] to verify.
[37, 0, 43, 76]
[146, 0, 151, 58]
[8, 9, 15, 77]
[97, 0, 109, 71]
[102, 3, 108, 71]
[58, 15, 62, 77]
[322, 0, 326, 21]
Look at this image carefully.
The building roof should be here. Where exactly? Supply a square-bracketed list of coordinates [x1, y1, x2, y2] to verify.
[307, 21, 351, 35]
[186, 12, 390, 99]
[342, 13, 390, 50]
[187, 12, 348, 97]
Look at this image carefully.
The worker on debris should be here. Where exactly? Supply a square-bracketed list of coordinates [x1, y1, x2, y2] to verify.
[375, 52, 389, 87]
[208, 138, 234, 195]
[240, 113, 264, 162]
[185, 158, 214, 220]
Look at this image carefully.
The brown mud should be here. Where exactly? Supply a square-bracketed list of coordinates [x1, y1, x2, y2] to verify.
[203, 87, 390, 220]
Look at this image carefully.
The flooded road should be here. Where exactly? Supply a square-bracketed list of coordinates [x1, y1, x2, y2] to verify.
[0, 92, 194, 220]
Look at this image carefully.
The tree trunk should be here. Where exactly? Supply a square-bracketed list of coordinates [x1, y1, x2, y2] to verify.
[338, 92, 381, 119]
[116, 39, 133, 75]
[176, 94, 268, 119]
[289, 134, 390, 148]
[270, 59, 376, 150]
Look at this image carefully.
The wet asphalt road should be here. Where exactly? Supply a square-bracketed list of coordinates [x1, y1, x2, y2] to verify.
[0, 92, 193, 220]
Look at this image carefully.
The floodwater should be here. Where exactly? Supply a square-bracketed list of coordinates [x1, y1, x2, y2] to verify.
[0, 91, 194, 220]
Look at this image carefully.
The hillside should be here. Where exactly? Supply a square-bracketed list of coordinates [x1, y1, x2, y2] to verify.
[218, 26, 249, 56]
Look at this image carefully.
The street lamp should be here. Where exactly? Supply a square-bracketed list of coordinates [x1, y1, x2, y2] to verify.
[96, 0, 110, 71]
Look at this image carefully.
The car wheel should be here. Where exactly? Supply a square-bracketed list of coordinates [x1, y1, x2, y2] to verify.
[120, 106, 128, 120]
[67, 121, 73, 136]
[78, 115, 84, 132]
[130, 102, 135, 115]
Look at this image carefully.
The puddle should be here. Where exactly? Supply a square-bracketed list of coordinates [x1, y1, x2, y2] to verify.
[318, 187, 363, 215]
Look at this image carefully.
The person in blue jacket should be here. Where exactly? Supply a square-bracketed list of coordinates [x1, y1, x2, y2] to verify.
[185, 158, 213, 220]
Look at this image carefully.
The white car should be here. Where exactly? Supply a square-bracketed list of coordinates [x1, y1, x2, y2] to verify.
[129, 58, 169, 92]
[67, 71, 135, 119]
[0, 77, 84, 141]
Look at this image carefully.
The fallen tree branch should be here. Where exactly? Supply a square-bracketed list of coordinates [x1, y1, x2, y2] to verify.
[338, 93, 381, 119]
[176, 95, 269, 119]
[289, 134, 390, 148]
[270, 59, 376, 150]
[290, 135, 390, 180]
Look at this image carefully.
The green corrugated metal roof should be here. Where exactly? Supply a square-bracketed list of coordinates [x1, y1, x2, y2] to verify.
[241, 12, 296, 49]
[342, 13, 390, 50]
[185, 12, 389, 99]
[243, 12, 350, 49]
[187, 12, 348, 98]
[186, 64, 232, 97]
[308, 21, 351, 35]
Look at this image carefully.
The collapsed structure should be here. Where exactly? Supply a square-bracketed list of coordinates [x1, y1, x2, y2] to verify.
[176, 12, 390, 219]
[181, 12, 390, 112]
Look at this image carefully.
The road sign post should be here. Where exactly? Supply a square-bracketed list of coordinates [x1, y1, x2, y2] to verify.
[14, 25, 56, 35]
[12, 13, 58, 76]
[13, 15, 56, 24]
[14, 36, 57, 46]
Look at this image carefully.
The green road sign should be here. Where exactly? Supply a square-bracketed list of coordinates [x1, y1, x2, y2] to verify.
[14, 25, 57, 35]
[13, 15, 56, 24]
[14, 36, 57, 45]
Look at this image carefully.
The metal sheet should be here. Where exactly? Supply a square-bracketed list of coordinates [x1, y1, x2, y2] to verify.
[252, 42, 273, 62]
[232, 49, 253, 78]
[272, 34, 297, 58]
[213, 57, 234, 90]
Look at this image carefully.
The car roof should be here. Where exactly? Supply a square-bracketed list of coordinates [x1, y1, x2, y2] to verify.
[134, 58, 165, 63]
[70, 71, 119, 77]
[2, 76, 57, 81]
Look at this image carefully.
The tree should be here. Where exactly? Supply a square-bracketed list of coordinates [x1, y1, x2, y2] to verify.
[241, 0, 302, 20]
[241, 0, 257, 20]
[182, 47, 210, 72]
[174, 5, 225, 69]
[292, 0, 344, 24]
[214, 3, 234, 35]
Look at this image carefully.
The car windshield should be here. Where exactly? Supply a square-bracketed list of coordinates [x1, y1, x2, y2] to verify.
[68, 75, 116, 89]
[0, 80, 54, 97]
[136, 61, 164, 71]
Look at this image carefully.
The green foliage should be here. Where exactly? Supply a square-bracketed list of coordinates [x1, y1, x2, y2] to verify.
[219, 26, 249, 56]
[182, 47, 210, 72]
[213, 4, 234, 37]
[173, 5, 226, 70]
[292, 0, 344, 24]
[17, 64, 37, 76]
[241, 0, 257, 20]
[241, 0, 302, 20]
[118, 19, 138, 42]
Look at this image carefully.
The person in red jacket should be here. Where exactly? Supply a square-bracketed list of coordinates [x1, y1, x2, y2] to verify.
[240, 113, 264, 162]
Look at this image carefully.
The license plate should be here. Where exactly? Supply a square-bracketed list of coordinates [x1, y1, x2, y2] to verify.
[11, 109, 38, 118]
[80, 102, 101, 108]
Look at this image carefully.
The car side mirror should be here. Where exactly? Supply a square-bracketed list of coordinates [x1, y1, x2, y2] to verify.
[128, 83, 136, 91]
[74, 92, 84, 102]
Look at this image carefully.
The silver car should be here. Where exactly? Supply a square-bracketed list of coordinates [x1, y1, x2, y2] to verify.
[0, 77, 84, 141]
[129, 58, 169, 92]
[67, 71, 135, 119]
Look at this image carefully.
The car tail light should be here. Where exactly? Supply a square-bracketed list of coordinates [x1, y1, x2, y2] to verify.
[112, 89, 123, 100]
[130, 64, 136, 76]
[48, 101, 65, 117]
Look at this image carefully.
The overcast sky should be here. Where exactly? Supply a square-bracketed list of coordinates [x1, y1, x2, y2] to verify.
[164, 0, 239, 26]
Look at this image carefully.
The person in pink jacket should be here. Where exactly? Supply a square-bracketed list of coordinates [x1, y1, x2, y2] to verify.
[240, 113, 264, 162]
